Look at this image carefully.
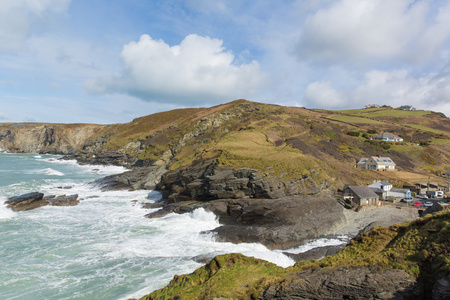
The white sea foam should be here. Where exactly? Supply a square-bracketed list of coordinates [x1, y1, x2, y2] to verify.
[27, 168, 65, 176]
[0, 198, 16, 220]
[284, 236, 350, 255]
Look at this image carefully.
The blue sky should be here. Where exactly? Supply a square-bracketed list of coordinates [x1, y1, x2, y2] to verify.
[1, 0, 450, 124]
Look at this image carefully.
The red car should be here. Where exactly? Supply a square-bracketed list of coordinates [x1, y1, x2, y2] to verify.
[413, 201, 423, 207]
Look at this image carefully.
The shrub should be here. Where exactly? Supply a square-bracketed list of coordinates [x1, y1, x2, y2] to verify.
[367, 129, 378, 134]
[347, 131, 360, 137]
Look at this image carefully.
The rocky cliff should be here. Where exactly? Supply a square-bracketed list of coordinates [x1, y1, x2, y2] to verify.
[0, 123, 104, 154]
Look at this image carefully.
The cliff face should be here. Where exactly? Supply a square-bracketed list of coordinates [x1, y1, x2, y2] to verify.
[0, 123, 105, 154]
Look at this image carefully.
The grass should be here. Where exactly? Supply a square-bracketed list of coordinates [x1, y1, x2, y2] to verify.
[141, 253, 286, 300]
[328, 115, 385, 124]
[405, 124, 450, 136]
[361, 110, 430, 118]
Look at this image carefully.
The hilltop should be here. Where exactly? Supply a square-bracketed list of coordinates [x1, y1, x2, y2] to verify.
[1, 99, 449, 190]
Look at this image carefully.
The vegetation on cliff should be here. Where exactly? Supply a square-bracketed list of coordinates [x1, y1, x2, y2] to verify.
[141, 210, 450, 299]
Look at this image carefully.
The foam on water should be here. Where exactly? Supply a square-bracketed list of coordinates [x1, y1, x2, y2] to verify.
[0, 153, 344, 299]
[27, 167, 65, 176]
[285, 236, 350, 254]
[0, 198, 16, 220]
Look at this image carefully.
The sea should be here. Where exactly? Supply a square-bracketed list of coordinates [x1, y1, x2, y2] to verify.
[0, 152, 348, 300]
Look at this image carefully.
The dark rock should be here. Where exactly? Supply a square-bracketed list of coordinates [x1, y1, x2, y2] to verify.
[157, 158, 323, 202]
[260, 267, 421, 299]
[92, 165, 167, 191]
[191, 253, 220, 264]
[202, 193, 347, 250]
[283, 244, 346, 262]
[144, 201, 202, 219]
[47, 194, 79, 206]
[5, 192, 46, 211]
[432, 277, 450, 300]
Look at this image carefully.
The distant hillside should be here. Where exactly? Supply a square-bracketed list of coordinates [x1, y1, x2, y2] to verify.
[1, 100, 449, 189]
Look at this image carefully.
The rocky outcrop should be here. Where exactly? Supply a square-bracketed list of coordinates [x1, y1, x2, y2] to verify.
[283, 244, 346, 262]
[260, 267, 421, 299]
[202, 194, 347, 250]
[5, 192, 80, 211]
[91, 164, 167, 191]
[5, 192, 47, 211]
[157, 158, 323, 202]
[0, 123, 104, 154]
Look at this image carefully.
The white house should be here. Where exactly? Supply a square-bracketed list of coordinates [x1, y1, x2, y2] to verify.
[368, 180, 411, 199]
[356, 156, 396, 171]
[371, 132, 403, 142]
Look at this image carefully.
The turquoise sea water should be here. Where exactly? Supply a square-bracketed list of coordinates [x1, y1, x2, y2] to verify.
[0, 153, 347, 299]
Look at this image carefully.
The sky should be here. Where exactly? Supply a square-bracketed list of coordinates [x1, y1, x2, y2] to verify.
[1, 0, 450, 124]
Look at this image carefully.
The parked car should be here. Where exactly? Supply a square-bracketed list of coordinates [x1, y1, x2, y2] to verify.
[437, 191, 444, 197]
[423, 201, 434, 207]
[402, 198, 413, 203]
[417, 195, 428, 199]
[413, 201, 423, 207]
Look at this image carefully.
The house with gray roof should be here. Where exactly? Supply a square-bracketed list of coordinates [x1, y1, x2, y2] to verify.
[343, 185, 380, 206]
[371, 132, 403, 142]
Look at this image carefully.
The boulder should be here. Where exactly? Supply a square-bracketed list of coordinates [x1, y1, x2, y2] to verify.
[5, 192, 46, 211]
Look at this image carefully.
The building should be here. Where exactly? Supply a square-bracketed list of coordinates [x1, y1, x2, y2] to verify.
[368, 180, 392, 199]
[356, 156, 396, 171]
[371, 132, 403, 142]
[397, 105, 417, 111]
[364, 104, 380, 109]
[343, 185, 380, 206]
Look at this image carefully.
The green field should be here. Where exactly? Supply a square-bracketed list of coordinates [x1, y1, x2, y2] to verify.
[328, 115, 385, 124]
[361, 110, 430, 118]
[334, 108, 430, 118]
[405, 124, 449, 135]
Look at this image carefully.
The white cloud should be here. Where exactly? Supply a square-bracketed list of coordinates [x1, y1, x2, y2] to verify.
[0, 0, 71, 52]
[87, 34, 266, 104]
[304, 68, 450, 116]
[296, 0, 450, 65]
[305, 81, 347, 108]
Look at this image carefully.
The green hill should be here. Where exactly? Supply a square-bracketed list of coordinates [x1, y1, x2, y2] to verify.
[75, 100, 450, 188]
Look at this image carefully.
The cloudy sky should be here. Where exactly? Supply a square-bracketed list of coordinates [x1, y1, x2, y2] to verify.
[1, 0, 450, 124]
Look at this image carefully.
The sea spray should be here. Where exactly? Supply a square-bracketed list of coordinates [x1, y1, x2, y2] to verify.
[0, 153, 344, 300]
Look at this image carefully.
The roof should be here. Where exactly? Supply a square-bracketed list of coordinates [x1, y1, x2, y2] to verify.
[368, 181, 392, 189]
[347, 185, 379, 199]
[370, 156, 396, 166]
[372, 132, 402, 140]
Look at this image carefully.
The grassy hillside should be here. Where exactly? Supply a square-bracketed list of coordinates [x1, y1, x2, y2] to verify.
[79, 100, 450, 188]
[140, 210, 450, 299]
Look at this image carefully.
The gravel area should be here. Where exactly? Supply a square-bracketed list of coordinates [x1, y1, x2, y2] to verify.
[335, 204, 420, 236]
